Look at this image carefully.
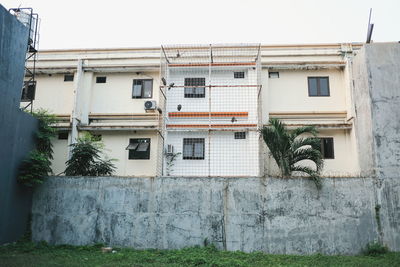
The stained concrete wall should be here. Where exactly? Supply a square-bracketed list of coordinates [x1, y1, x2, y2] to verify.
[31, 176, 400, 255]
[0, 5, 38, 244]
[351, 43, 400, 249]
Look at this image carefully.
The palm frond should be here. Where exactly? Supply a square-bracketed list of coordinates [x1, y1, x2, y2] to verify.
[291, 137, 321, 152]
[290, 125, 318, 139]
[291, 165, 322, 189]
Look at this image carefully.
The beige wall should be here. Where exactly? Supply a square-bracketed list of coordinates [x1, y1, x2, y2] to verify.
[266, 69, 347, 113]
[90, 72, 160, 114]
[98, 131, 159, 177]
[28, 74, 75, 115]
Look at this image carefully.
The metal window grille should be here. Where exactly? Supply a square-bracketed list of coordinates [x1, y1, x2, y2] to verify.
[64, 74, 74, 82]
[159, 44, 263, 177]
[183, 138, 205, 159]
[184, 78, 206, 98]
[234, 72, 245, 79]
[234, 132, 246, 139]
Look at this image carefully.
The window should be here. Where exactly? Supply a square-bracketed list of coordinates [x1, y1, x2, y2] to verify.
[132, 79, 153, 98]
[58, 132, 68, 140]
[184, 78, 205, 98]
[21, 81, 36, 101]
[183, 138, 205, 160]
[127, 138, 151, 159]
[96, 76, 107, 83]
[308, 77, 330, 96]
[320, 137, 334, 159]
[234, 132, 246, 139]
[269, 72, 280, 78]
[64, 74, 74, 82]
[234, 72, 245, 79]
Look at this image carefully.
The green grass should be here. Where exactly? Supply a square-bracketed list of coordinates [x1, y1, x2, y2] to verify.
[0, 241, 399, 267]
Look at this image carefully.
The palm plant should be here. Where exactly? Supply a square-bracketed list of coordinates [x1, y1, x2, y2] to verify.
[261, 118, 324, 189]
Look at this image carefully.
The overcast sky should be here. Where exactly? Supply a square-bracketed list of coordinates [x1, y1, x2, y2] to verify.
[2, 0, 399, 49]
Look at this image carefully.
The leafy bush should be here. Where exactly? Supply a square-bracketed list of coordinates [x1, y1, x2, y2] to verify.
[363, 241, 389, 256]
[65, 132, 116, 176]
[18, 109, 57, 186]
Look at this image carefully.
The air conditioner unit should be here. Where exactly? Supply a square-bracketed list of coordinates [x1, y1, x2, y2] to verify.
[166, 144, 174, 155]
[144, 100, 156, 110]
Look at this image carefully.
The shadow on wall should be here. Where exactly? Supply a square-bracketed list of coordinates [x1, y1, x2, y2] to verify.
[0, 5, 38, 244]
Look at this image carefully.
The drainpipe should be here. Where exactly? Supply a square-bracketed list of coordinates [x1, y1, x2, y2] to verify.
[69, 59, 83, 158]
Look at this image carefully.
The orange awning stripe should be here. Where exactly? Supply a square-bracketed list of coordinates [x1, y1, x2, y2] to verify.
[169, 112, 248, 118]
[166, 124, 257, 128]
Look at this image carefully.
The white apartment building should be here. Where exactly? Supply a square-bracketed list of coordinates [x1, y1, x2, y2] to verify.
[23, 43, 363, 177]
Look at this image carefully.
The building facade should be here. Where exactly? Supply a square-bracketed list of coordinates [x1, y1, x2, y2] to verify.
[24, 43, 365, 177]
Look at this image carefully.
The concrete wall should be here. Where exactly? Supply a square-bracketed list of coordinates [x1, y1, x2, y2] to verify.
[351, 43, 400, 250]
[0, 5, 38, 244]
[31, 176, 399, 255]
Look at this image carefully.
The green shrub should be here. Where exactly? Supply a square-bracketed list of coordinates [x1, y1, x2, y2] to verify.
[363, 241, 389, 256]
[18, 109, 57, 186]
[65, 132, 116, 176]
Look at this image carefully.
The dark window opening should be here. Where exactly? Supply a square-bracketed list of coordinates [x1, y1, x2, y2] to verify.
[127, 138, 151, 159]
[234, 72, 245, 79]
[21, 81, 36, 101]
[96, 76, 107, 83]
[234, 132, 246, 139]
[64, 74, 74, 82]
[184, 78, 205, 98]
[58, 132, 68, 140]
[132, 79, 153, 98]
[308, 77, 330, 96]
[183, 138, 205, 160]
[269, 72, 280, 78]
[320, 137, 334, 159]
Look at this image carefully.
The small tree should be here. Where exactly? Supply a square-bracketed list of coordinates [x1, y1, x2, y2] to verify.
[65, 133, 116, 176]
[18, 109, 58, 186]
[261, 118, 323, 189]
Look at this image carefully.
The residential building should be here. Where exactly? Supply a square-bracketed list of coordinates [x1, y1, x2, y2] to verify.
[24, 42, 366, 177]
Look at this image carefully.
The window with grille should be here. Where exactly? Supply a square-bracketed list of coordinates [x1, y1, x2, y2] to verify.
[234, 132, 246, 139]
[234, 72, 245, 79]
[320, 137, 334, 159]
[96, 76, 107, 83]
[132, 79, 153, 98]
[184, 78, 205, 98]
[308, 77, 330, 96]
[183, 138, 205, 160]
[126, 138, 151, 159]
[64, 74, 74, 82]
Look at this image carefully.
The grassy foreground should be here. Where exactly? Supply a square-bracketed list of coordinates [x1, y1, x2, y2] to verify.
[0, 241, 399, 267]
